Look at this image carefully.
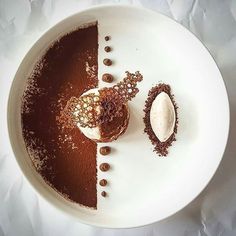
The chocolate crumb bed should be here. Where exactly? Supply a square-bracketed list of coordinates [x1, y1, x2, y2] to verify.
[100, 146, 111, 155]
[143, 84, 178, 156]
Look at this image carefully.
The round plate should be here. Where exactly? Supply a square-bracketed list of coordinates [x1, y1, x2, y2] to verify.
[8, 5, 229, 228]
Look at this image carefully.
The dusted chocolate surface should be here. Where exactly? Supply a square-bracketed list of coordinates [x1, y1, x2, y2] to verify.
[21, 24, 98, 208]
[100, 104, 129, 142]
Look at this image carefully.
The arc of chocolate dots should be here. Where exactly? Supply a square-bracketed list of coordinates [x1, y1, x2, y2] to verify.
[98, 36, 143, 198]
[99, 35, 113, 198]
[99, 146, 111, 198]
[102, 35, 113, 82]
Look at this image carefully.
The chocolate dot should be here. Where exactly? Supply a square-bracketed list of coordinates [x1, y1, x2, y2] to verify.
[105, 36, 110, 41]
[100, 146, 111, 155]
[103, 58, 112, 66]
[104, 46, 111, 52]
[102, 73, 114, 83]
[99, 163, 110, 172]
[101, 191, 107, 197]
[99, 179, 107, 186]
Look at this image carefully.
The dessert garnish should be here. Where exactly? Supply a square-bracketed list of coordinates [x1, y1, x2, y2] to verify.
[143, 84, 178, 156]
[105, 36, 110, 41]
[101, 191, 107, 197]
[100, 163, 110, 172]
[99, 179, 108, 186]
[102, 73, 114, 83]
[100, 146, 111, 155]
[103, 58, 112, 66]
[104, 46, 111, 52]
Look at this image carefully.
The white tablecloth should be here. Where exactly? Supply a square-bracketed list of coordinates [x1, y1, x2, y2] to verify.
[1, 0, 236, 235]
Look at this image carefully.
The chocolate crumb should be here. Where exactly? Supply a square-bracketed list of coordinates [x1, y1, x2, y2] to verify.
[103, 58, 112, 66]
[102, 73, 114, 83]
[104, 46, 111, 52]
[101, 191, 107, 197]
[99, 179, 107, 186]
[143, 84, 178, 156]
[100, 146, 111, 155]
[105, 36, 110, 41]
[99, 163, 110, 172]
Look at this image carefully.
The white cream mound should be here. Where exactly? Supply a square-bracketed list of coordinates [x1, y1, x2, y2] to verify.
[74, 88, 101, 140]
[150, 92, 176, 142]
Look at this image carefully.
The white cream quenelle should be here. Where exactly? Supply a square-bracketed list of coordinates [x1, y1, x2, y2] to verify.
[150, 92, 176, 142]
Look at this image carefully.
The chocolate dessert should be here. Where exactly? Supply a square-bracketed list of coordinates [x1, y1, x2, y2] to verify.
[21, 23, 98, 208]
[21, 21, 143, 208]
[58, 71, 143, 142]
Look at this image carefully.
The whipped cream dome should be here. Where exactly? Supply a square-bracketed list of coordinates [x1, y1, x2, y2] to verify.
[74, 89, 101, 140]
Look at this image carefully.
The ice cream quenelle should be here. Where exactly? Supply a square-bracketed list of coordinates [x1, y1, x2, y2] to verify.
[150, 92, 176, 142]
[59, 71, 143, 142]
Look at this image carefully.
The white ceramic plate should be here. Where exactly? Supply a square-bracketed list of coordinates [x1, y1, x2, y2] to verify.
[8, 5, 229, 228]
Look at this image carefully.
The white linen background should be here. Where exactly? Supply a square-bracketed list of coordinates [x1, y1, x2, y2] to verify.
[0, 0, 236, 235]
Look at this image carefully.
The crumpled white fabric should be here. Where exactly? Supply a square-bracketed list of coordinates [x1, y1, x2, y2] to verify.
[1, 0, 236, 235]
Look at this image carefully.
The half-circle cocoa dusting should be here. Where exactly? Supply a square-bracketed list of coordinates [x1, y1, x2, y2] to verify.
[21, 23, 99, 208]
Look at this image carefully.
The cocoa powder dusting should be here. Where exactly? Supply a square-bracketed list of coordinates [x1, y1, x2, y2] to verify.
[21, 24, 99, 208]
[143, 84, 178, 156]
[59, 71, 142, 131]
